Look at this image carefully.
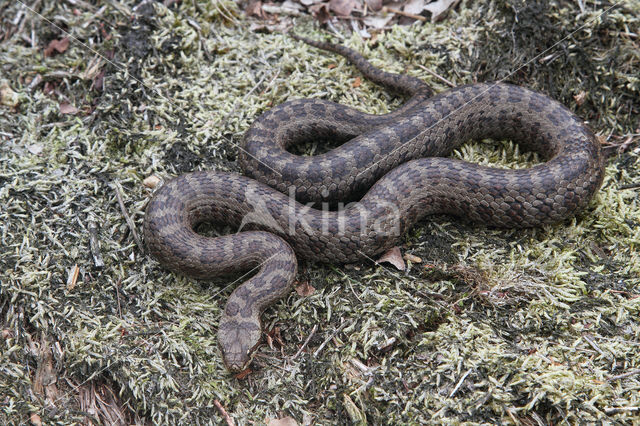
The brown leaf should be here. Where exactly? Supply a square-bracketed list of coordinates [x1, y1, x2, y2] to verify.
[44, 37, 69, 57]
[92, 69, 105, 91]
[295, 281, 316, 297]
[30, 413, 42, 426]
[329, 0, 360, 16]
[0, 81, 19, 107]
[404, 253, 422, 263]
[143, 175, 161, 189]
[352, 76, 361, 88]
[574, 90, 587, 106]
[43, 81, 56, 95]
[246, 0, 265, 19]
[310, 2, 332, 23]
[59, 102, 79, 115]
[378, 247, 405, 270]
[235, 368, 252, 379]
[365, 0, 383, 11]
[266, 416, 299, 426]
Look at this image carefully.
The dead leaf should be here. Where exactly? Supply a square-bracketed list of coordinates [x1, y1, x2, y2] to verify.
[44, 37, 69, 57]
[33, 335, 58, 403]
[405, 0, 459, 22]
[364, 14, 394, 29]
[310, 2, 332, 23]
[574, 90, 587, 106]
[28, 144, 44, 155]
[365, 0, 383, 11]
[423, 0, 459, 22]
[143, 175, 161, 189]
[246, 0, 265, 18]
[378, 247, 405, 270]
[0, 81, 19, 107]
[404, 253, 422, 263]
[91, 69, 105, 91]
[235, 368, 252, 379]
[266, 416, 298, 426]
[59, 102, 78, 115]
[80, 56, 104, 81]
[329, 0, 360, 16]
[352, 76, 361, 88]
[295, 281, 316, 297]
[30, 413, 42, 426]
[404, 0, 426, 15]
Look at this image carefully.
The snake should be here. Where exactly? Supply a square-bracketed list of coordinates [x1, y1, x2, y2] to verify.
[143, 35, 605, 371]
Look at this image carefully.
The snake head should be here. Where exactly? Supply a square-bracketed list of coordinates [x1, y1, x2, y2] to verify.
[218, 317, 262, 372]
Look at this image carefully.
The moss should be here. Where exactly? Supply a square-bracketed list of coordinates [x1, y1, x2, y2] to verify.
[1, 0, 639, 424]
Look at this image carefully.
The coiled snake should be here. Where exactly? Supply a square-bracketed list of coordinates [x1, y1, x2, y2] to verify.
[143, 35, 604, 371]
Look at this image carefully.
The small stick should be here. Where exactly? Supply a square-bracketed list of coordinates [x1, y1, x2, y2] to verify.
[67, 265, 80, 290]
[416, 64, 456, 87]
[313, 320, 351, 358]
[114, 182, 143, 249]
[607, 368, 640, 382]
[88, 220, 105, 268]
[619, 182, 640, 190]
[449, 368, 472, 397]
[583, 334, 613, 361]
[113, 278, 123, 319]
[213, 399, 234, 426]
[604, 406, 639, 415]
[382, 6, 427, 22]
[292, 324, 318, 361]
[262, 4, 303, 16]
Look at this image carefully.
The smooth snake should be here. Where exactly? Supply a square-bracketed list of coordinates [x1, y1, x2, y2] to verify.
[143, 35, 605, 371]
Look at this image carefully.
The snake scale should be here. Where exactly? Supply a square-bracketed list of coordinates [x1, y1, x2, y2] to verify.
[144, 35, 605, 371]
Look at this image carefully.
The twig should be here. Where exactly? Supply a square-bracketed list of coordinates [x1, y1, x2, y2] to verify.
[67, 265, 80, 290]
[416, 64, 456, 87]
[213, 399, 234, 426]
[292, 324, 318, 361]
[607, 369, 640, 382]
[449, 368, 472, 397]
[619, 182, 640, 190]
[114, 182, 143, 250]
[313, 320, 351, 358]
[113, 278, 123, 319]
[604, 406, 640, 415]
[382, 6, 427, 22]
[583, 334, 613, 362]
[88, 220, 105, 268]
[262, 4, 303, 16]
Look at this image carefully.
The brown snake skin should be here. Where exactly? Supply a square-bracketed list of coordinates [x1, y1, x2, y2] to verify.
[144, 35, 605, 371]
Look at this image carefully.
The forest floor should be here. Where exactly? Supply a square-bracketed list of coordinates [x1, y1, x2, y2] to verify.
[1, 0, 639, 424]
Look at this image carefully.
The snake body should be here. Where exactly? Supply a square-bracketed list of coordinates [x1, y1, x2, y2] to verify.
[144, 36, 604, 371]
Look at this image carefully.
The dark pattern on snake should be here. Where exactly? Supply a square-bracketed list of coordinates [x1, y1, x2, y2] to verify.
[144, 35, 605, 371]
